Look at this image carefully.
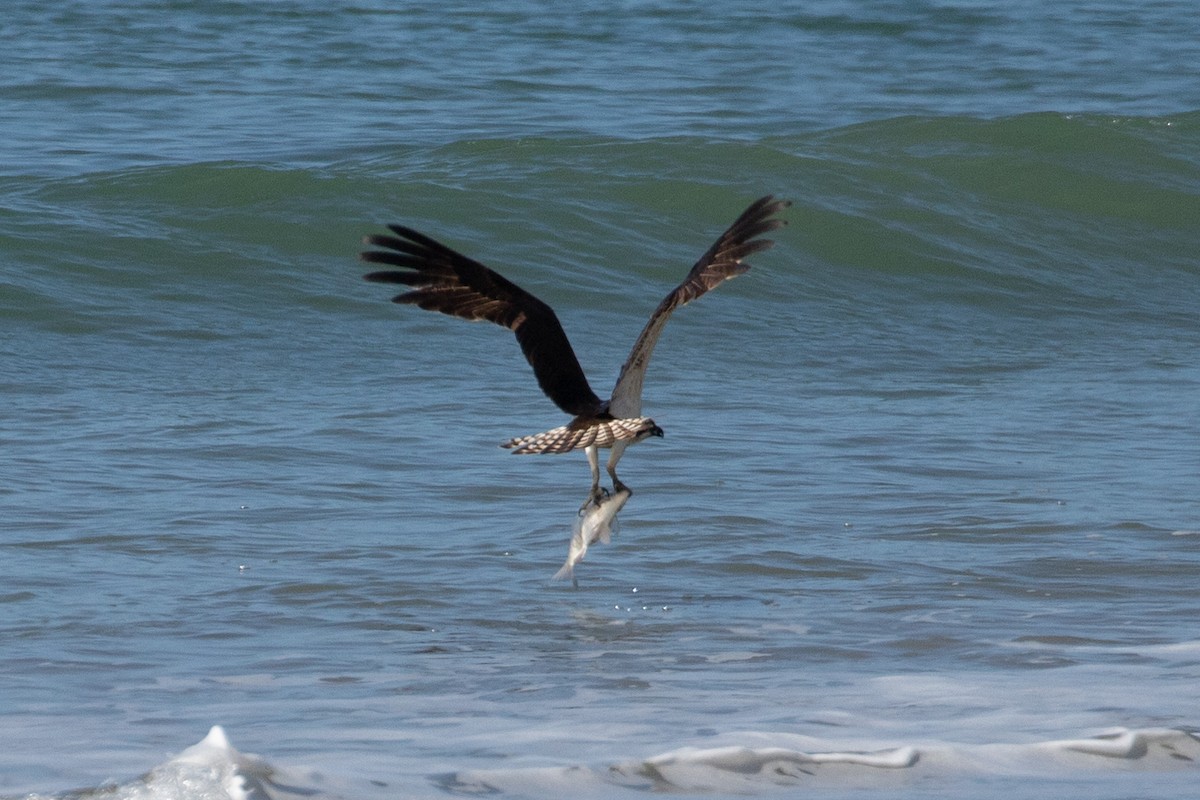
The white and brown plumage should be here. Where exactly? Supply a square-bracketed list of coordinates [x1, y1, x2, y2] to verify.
[361, 195, 789, 505]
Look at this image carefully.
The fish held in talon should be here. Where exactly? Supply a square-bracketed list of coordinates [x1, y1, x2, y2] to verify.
[554, 487, 632, 586]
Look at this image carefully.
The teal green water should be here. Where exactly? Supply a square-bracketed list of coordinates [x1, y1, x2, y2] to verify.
[2, 2, 1199, 798]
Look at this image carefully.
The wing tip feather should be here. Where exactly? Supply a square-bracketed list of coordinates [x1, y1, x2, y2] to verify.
[362, 268, 418, 285]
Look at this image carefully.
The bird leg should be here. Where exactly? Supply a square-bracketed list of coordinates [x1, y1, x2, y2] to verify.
[607, 446, 631, 496]
[581, 445, 608, 512]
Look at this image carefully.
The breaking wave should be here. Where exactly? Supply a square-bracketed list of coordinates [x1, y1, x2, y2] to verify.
[13, 726, 1198, 800]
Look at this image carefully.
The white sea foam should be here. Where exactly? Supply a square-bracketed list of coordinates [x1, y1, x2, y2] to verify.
[13, 725, 1199, 800]
[447, 727, 1200, 796]
[16, 727, 339, 800]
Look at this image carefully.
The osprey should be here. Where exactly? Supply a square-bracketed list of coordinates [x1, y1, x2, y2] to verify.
[361, 195, 789, 505]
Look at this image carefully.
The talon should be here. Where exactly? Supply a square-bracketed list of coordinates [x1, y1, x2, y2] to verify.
[579, 486, 608, 514]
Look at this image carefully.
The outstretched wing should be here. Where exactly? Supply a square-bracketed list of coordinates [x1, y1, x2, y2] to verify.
[361, 225, 604, 417]
[608, 195, 790, 417]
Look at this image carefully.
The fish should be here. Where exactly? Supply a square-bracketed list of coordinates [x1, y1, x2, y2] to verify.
[553, 487, 632, 586]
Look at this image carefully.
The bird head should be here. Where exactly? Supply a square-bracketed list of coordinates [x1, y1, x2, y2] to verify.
[641, 421, 665, 441]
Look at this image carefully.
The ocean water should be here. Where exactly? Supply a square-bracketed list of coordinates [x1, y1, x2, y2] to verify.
[2, 1, 1200, 798]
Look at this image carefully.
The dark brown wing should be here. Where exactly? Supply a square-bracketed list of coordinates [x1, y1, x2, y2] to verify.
[609, 195, 790, 417]
[361, 225, 604, 417]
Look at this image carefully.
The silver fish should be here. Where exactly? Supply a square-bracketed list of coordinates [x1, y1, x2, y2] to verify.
[553, 488, 632, 585]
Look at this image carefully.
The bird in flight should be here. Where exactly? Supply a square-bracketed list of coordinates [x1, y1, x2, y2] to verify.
[361, 195, 789, 507]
